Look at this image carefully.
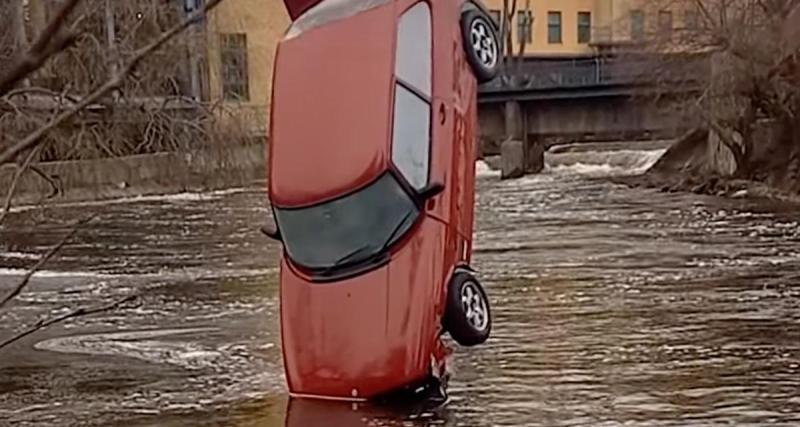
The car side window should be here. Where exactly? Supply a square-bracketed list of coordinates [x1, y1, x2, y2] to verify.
[392, 2, 432, 191]
[395, 2, 431, 96]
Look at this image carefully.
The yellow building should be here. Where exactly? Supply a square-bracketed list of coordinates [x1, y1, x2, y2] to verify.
[197, 0, 702, 135]
[482, 0, 698, 57]
[204, 0, 290, 137]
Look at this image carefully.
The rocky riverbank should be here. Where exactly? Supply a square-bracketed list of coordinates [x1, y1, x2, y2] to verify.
[612, 128, 800, 204]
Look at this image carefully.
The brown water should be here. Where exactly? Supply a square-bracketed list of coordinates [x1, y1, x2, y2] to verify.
[2, 149, 800, 426]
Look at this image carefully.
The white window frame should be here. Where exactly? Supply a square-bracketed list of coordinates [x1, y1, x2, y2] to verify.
[391, 2, 432, 191]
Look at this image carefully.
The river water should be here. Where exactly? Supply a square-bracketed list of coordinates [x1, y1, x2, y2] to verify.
[2, 148, 800, 426]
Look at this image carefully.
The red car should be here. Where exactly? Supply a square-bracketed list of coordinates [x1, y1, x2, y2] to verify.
[263, 0, 501, 401]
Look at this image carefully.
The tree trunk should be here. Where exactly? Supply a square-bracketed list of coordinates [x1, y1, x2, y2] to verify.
[28, 0, 51, 78]
[11, 0, 28, 50]
[11, 0, 30, 87]
[29, 0, 47, 37]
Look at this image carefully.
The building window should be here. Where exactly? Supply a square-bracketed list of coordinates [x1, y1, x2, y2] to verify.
[184, 0, 204, 12]
[630, 9, 645, 41]
[395, 1, 431, 96]
[684, 8, 698, 32]
[220, 33, 249, 101]
[578, 11, 591, 43]
[517, 10, 533, 44]
[489, 9, 501, 26]
[547, 11, 562, 44]
[658, 10, 673, 40]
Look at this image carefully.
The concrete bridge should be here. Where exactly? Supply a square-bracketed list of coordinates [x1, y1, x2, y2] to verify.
[477, 55, 708, 157]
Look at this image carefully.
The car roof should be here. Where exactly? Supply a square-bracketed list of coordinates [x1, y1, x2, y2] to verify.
[269, 3, 396, 208]
[282, 0, 323, 20]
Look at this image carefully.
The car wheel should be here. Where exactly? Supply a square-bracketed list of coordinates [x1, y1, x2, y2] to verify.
[444, 272, 491, 347]
[460, 10, 501, 83]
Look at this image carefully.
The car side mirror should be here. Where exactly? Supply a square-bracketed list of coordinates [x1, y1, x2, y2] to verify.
[260, 224, 282, 241]
[417, 181, 445, 201]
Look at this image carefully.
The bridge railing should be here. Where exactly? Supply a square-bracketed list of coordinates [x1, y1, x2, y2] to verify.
[480, 55, 710, 93]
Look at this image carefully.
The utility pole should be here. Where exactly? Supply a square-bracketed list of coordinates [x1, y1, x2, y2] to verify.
[185, 0, 204, 101]
[104, 0, 121, 100]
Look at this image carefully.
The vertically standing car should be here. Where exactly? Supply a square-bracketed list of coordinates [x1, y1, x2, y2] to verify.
[264, 0, 501, 401]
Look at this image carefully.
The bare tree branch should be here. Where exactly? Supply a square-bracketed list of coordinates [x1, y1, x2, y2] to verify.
[0, 0, 224, 167]
[28, 165, 62, 199]
[0, 295, 139, 350]
[0, 146, 42, 224]
[0, 0, 82, 96]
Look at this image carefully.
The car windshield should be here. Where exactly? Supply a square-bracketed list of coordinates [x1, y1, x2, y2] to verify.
[273, 173, 419, 271]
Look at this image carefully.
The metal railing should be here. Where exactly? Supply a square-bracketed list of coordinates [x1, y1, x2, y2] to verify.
[480, 55, 710, 93]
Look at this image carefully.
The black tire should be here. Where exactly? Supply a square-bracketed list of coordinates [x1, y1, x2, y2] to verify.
[443, 271, 491, 347]
[460, 10, 501, 83]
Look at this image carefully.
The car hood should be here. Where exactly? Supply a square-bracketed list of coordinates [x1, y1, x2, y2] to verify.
[279, 218, 448, 398]
[269, 2, 395, 207]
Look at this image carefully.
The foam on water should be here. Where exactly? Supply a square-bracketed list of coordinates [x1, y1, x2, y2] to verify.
[0, 251, 40, 260]
[475, 148, 664, 181]
[546, 149, 666, 177]
[0, 266, 277, 280]
[7, 187, 258, 214]
[0, 268, 114, 278]
[35, 328, 224, 368]
[476, 160, 501, 178]
[34, 328, 287, 408]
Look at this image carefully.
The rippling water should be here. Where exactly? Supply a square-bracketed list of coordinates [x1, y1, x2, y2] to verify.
[2, 148, 800, 426]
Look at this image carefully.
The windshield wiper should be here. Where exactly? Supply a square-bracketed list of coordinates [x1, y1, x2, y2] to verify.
[319, 211, 416, 276]
[378, 210, 415, 254]
[321, 244, 375, 275]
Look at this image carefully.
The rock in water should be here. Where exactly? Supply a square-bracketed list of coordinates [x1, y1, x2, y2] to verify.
[525, 141, 545, 174]
[501, 139, 524, 180]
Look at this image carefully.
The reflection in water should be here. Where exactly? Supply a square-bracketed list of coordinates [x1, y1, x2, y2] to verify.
[2, 149, 800, 426]
[284, 398, 446, 427]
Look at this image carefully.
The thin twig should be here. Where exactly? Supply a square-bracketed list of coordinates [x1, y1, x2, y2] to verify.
[0, 0, 82, 96]
[2, 86, 80, 105]
[0, 0, 224, 167]
[0, 295, 138, 350]
[0, 216, 94, 309]
[0, 146, 42, 224]
[29, 165, 62, 199]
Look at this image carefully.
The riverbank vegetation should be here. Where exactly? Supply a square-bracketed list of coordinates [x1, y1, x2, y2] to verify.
[0, 0, 227, 352]
[0, 0, 257, 213]
[627, 0, 800, 200]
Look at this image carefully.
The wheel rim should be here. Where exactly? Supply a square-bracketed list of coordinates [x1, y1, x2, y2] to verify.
[469, 19, 498, 69]
[460, 281, 489, 332]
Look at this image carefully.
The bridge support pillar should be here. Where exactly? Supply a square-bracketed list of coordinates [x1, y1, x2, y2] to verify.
[504, 101, 524, 140]
[501, 101, 544, 178]
[501, 139, 525, 179]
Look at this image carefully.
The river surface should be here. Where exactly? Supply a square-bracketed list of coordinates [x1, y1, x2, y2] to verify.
[2, 148, 800, 426]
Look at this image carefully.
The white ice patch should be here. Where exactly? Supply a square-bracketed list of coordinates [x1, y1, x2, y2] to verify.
[476, 160, 501, 178]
